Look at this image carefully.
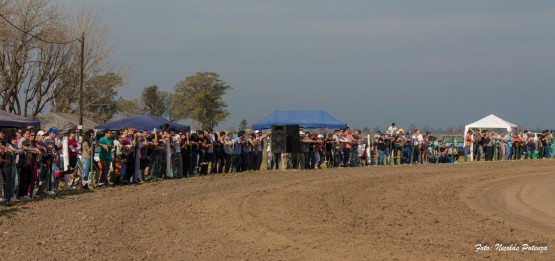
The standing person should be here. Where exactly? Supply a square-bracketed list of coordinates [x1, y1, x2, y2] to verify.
[315, 134, 325, 169]
[223, 131, 234, 173]
[0, 130, 6, 201]
[392, 131, 403, 165]
[384, 131, 393, 165]
[387, 123, 397, 137]
[464, 130, 472, 162]
[541, 130, 551, 159]
[332, 130, 342, 167]
[3, 134, 21, 203]
[253, 130, 265, 171]
[42, 128, 59, 195]
[350, 131, 360, 167]
[377, 133, 386, 165]
[472, 129, 483, 161]
[265, 132, 274, 170]
[402, 133, 412, 164]
[66, 129, 82, 188]
[216, 131, 226, 173]
[325, 134, 335, 168]
[233, 131, 245, 172]
[27, 131, 40, 198]
[203, 130, 215, 174]
[341, 128, 354, 167]
[484, 131, 494, 161]
[80, 130, 92, 189]
[132, 130, 145, 183]
[172, 131, 184, 178]
[504, 131, 513, 160]
[412, 130, 423, 164]
[420, 131, 429, 164]
[97, 130, 114, 186]
[497, 132, 506, 161]
[33, 130, 48, 195]
[17, 129, 33, 200]
[180, 131, 191, 177]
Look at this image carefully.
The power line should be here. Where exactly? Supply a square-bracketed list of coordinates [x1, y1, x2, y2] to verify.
[0, 13, 81, 45]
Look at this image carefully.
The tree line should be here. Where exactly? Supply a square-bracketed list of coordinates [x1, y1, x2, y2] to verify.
[0, 0, 231, 130]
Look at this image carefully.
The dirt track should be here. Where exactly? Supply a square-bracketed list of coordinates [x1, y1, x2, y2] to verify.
[1, 160, 554, 260]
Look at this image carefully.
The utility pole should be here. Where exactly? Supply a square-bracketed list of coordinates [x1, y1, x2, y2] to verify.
[79, 32, 85, 136]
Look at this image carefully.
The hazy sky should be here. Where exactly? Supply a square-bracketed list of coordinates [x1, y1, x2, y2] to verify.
[54, 0, 555, 131]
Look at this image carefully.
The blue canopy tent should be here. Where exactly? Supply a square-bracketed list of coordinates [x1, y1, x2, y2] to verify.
[252, 110, 347, 130]
[95, 114, 189, 131]
[0, 110, 40, 128]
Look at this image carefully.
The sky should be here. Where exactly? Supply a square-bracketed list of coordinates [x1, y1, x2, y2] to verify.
[53, 0, 555, 131]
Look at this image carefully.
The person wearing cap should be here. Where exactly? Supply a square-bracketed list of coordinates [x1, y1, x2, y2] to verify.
[315, 134, 325, 169]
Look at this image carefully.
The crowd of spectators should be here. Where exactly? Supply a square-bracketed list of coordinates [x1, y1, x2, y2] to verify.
[1, 123, 553, 204]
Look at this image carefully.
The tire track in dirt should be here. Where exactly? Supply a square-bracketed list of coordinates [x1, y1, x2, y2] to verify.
[464, 171, 555, 239]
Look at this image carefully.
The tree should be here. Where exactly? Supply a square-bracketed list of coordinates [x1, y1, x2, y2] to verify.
[174, 72, 232, 130]
[0, 0, 119, 118]
[362, 126, 370, 134]
[238, 119, 247, 131]
[453, 124, 465, 134]
[141, 85, 168, 117]
[421, 124, 432, 133]
[114, 98, 141, 119]
[372, 125, 381, 134]
[82, 72, 122, 123]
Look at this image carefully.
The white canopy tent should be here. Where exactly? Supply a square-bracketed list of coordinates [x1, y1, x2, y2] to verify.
[464, 114, 519, 161]
[464, 114, 519, 135]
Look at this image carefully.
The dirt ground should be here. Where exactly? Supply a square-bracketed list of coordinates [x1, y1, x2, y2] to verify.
[1, 160, 554, 260]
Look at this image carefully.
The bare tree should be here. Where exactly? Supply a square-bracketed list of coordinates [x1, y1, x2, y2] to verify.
[453, 124, 465, 134]
[0, 0, 68, 116]
[421, 124, 432, 133]
[50, 5, 120, 117]
[0, 0, 121, 118]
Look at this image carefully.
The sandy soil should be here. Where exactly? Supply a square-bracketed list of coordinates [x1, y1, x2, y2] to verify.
[1, 160, 554, 260]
